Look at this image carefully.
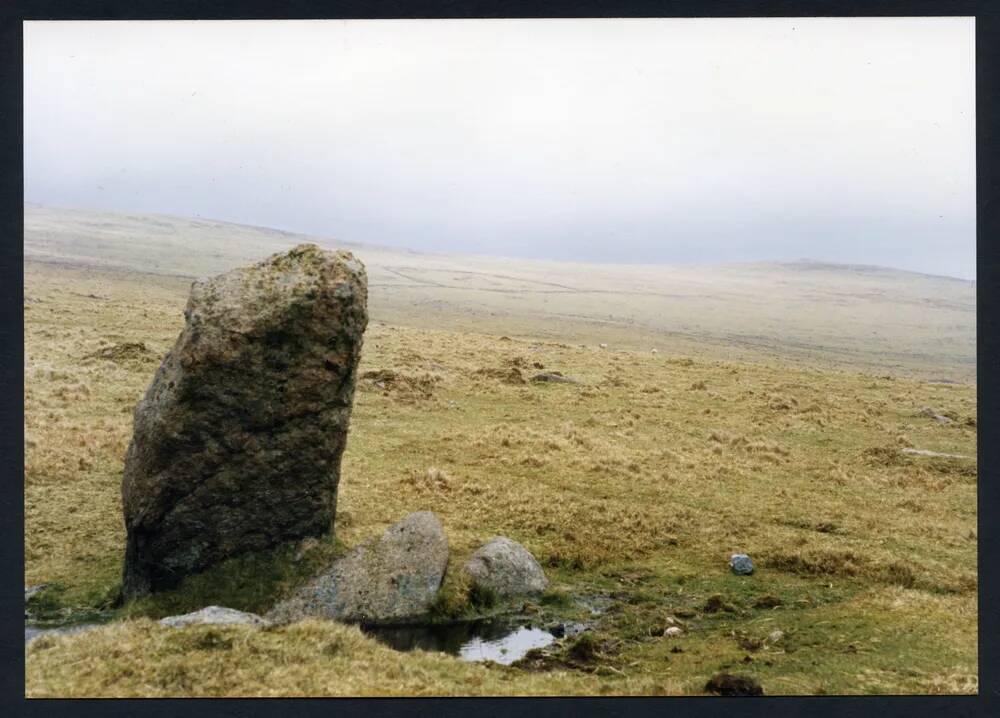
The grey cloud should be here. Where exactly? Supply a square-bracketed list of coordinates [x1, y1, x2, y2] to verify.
[24, 18, 975, 278]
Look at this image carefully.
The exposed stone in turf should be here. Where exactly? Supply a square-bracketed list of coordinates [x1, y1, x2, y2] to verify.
[267, 511, 449, 625]
[464, 536, 549, 597]
[160, 606, 269, 628]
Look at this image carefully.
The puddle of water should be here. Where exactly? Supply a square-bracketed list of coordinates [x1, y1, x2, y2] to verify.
[459, 625, 555, 665]
[362, 618, 557, 665]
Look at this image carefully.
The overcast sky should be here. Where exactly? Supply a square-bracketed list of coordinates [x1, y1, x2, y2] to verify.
[24, 18, 975, 278]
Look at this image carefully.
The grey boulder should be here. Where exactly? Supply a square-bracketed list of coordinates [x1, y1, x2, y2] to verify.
[730, 553, 754, 575]
[267, 511, 449, 625]
[159, 606, 269, 628]
[464, 536, 548, 597]
[120, 244, 368, 599]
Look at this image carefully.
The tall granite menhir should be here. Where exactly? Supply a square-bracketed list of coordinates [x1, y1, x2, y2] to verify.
[121, 244, 368, 599]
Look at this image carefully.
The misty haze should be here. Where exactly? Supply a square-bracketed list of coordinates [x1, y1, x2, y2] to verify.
[24, 18, 976, 698]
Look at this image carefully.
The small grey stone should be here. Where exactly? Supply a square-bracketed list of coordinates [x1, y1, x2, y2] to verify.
[25, 584, 48, 602]
[918, 407, 952, 424]
[530, 372, 582, 385]
[730, 554, 754, 575]
[268, 511, 449, 625]
[159, 606, 269, 628]
[464, 536, 549, 597]
[901, 447, 973, 460]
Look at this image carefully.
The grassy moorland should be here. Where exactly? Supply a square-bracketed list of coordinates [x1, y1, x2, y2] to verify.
[24, 206, 976, 696]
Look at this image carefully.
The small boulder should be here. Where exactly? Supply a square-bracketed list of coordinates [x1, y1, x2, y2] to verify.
[159, 606, 268, 628]
[464, 536, 548, 597]
[664, 626, 683, 637]
[268, 511, 449, 625]
[730, 554, 754, 575]
[918, 407, 952, 424]
[24, 584, 48, 602]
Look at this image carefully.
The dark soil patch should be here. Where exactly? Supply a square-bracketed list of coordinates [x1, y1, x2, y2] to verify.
[753, 594, 783, 609]
[862, 446, 909, 466]
[531, 372, 582, 385]
[474, 366, 526, 385]
[360, 369, 440, 397]
[703, 594, 737, 614]
[705, 672, 764, 696]
[85, 341, 155, 364]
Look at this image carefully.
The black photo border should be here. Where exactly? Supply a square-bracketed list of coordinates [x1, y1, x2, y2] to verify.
[1, 2, 995, 717]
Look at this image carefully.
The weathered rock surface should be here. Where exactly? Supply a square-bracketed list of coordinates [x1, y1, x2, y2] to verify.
[730, 553, 754, 575]
[159, 606, 269, 628]
[901, 447, 974, 460]
[121, 244, 368, 599]
[267, 511, 449, 625]
[463, 536, 548, 597]
[917, 406, 952, 424]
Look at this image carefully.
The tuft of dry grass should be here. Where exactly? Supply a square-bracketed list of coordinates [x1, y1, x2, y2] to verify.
[26, 619, 680, 697]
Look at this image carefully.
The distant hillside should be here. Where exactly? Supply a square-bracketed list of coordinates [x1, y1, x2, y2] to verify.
[24, 203, 976, 380]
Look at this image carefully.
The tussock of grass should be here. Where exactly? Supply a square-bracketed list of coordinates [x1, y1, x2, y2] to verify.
[26, 619, 659, 697]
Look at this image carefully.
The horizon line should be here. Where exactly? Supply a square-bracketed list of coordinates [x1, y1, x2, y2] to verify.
[23, 200, 976, 283]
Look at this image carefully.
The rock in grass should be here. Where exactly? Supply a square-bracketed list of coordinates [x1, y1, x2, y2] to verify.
[24, 584, 48, 602]
[531, 372, 581, 384]
[901, 447, 973, 460]
[464, 536, 549, 597]
[159, 606, 269, 628]
[120, 244, 368, 599]
[705, 672, 764, 696]
[267, 512, 448, 625]
[730, 554, 754, 575]
[917, 407, 952, 424]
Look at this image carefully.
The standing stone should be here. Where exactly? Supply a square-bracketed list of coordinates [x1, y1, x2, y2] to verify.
[121, 244, 368, 599]
[463, 536, 549, 597]
[267, 511, 449, 625]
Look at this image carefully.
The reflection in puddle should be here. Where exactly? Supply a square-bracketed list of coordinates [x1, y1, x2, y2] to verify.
[362, 618, 557, 665]
[459, 626, 555, 665]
